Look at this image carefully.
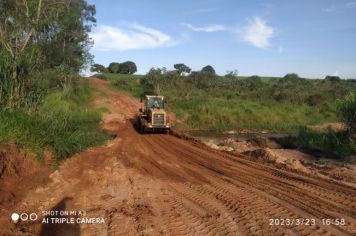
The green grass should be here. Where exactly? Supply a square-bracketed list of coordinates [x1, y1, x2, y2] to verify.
[0, 79, 109, 160]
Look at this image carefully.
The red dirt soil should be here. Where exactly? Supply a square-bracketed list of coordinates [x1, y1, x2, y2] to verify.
[1, 77, 355, 236]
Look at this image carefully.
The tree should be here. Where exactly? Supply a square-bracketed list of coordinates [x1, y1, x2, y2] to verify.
[108, 62, 120, 73]
[0, 0, 96, 108]
[90, 63, 107, 73]
[146, 68, 163, 95]
[201, 65, 216, 75]
[174, 63, 191, 76]
[119, 61, 137, 74]
[284, 73, 299, 80]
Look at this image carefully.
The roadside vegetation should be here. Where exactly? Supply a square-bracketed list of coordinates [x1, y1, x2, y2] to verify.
[293, 92, 356, 159]
[0, 79, 108, 159]
[98, 65, 356, 159]
[0, 0, 108, 161]
[101, 68, 355, 131]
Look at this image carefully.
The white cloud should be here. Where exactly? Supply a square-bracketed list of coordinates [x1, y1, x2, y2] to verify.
[243, 17, 274, 49]
[183, 23, 228, 32]
[333, 70, 339, 76]
[278, 46, 284, 54]
[91, 24, 176, 51]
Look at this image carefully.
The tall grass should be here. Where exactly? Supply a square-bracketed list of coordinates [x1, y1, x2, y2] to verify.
[0, 78, 109, 160]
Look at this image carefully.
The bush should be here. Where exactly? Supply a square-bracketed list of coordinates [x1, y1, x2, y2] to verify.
[338, 92, 356, 133]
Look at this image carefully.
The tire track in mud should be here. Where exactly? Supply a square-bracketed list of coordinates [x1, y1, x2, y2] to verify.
[147, 134, 356, 235]
[156, 133, 356, 206]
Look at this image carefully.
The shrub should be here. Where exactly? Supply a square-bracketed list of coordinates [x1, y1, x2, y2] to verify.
[337, 92, 356, 133]
[296, 127, 354, 159]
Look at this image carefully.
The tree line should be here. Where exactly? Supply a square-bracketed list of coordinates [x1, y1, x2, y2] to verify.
[94, 60, 351, 83]
[0, 0, 95, 109]
[91, 61, 137, 74]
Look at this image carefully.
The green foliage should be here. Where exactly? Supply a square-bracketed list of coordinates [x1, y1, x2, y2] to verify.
[91, 63, 108, 73]
[108, 62, 121, 73]
[107, 61, 137, 74]
[295, 128, 355, 159]
[174, 63, 191, 75]
[0, 1, 107, 162]
[201, 65, 216, 75]
[337, 92, 356, 133]
[0, 79, 109, 160]
[120, 61, 137, 74]
[0, 0, 96, 109]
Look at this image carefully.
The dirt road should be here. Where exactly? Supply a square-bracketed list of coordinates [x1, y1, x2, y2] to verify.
[3, 78, 356, 236]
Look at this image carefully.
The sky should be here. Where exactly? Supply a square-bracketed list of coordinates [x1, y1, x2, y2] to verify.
[88, 0, 356, 78]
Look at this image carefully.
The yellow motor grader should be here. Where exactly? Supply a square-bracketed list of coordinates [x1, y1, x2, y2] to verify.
[136, 95, 170, 133]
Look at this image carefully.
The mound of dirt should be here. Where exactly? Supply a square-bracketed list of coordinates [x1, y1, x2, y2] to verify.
[101, 113, 125, 134]
[242, 148, 312, 173]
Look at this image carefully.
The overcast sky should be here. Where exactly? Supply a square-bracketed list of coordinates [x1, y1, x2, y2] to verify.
[88, 0, 356, 78]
